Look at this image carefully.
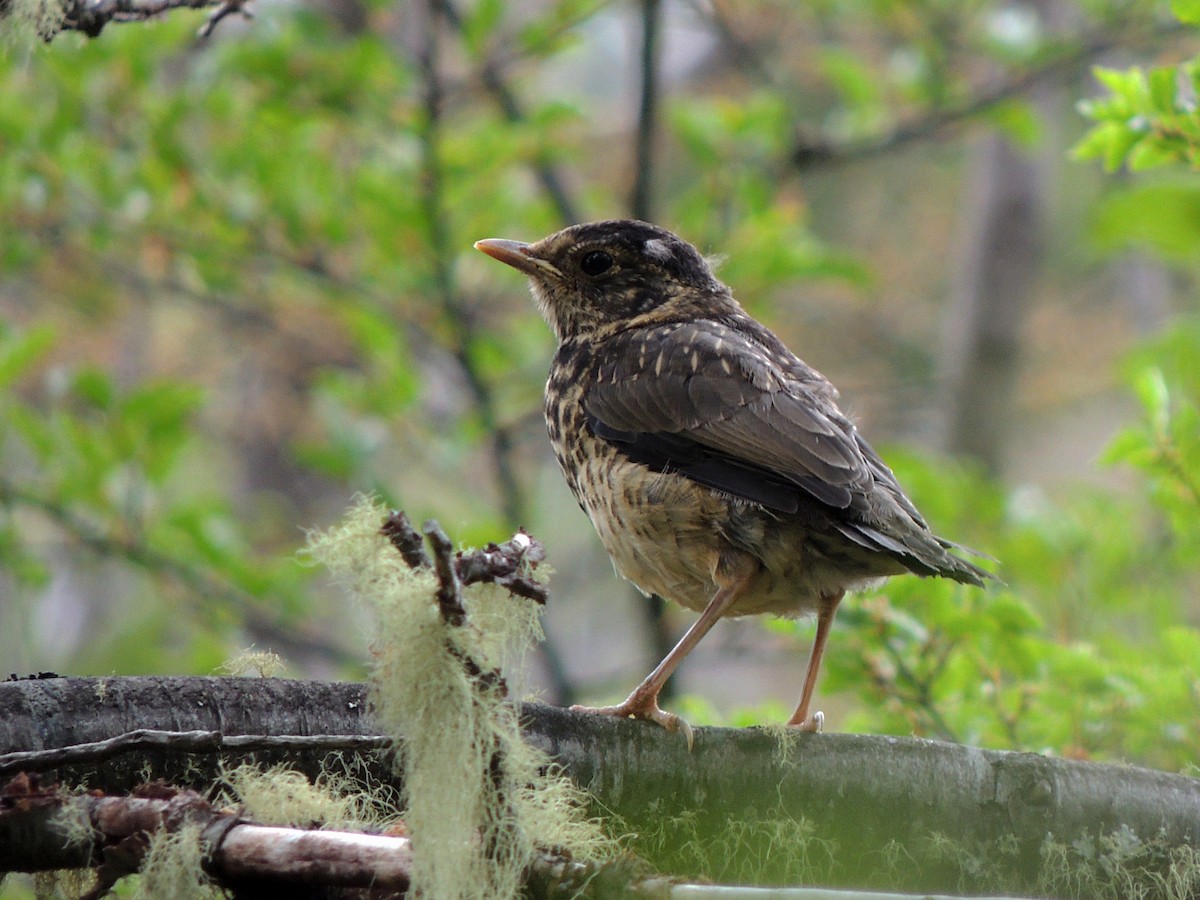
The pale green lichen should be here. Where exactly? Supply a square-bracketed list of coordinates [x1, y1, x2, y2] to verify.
[216, 649, 285, 678]
[1037, 828, 1200, 900]
[50, 790, 96, 853]
[216, 761, 396, 832]
[29, 869, 96, 899]
[1, 0, 67, 43]
[758, 720, 801, 766]
[612, 807, 1200, 898]
[128, 823, 220, 900]
[308, 496, 614, 900]
[613, 806, 835, 887]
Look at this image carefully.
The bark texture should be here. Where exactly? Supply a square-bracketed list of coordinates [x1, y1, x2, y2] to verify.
[3, 675, 1199, 893]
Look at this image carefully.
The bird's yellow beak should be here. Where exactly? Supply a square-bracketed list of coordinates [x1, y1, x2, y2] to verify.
[474, 239, 562, 278]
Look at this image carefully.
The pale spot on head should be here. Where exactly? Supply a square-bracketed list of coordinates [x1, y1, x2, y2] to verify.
[642, 239, 673, 263]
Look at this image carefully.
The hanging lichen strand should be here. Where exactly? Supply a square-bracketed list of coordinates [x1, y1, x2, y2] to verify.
[308, 498, 614, 900]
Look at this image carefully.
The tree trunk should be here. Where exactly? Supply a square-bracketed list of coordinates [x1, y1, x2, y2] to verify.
[940, 132, 1040, 475]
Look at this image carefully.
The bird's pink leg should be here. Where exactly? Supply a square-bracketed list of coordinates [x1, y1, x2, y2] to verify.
[787, 590, 845, 731]
[572, 552, 759, 745]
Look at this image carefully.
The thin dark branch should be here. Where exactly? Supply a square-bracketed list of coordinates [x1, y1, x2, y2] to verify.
[0, 729, 389, 777]
[380, 509, 432, 569]
[879, 638, 958, 742]
[454, 530, 548, 604]
[690, 5, 1183, 173]
[422, 519, 466, 626]
[194, 0, 250, 39]
[381, 511, 547, 604]
[49, 0, 229, 38]
[629, 0, 662, 221]
[789, 24, 1187, 171]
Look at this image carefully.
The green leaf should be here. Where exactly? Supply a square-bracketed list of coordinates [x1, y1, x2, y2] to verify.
[1132, 367, 1171, 432]
[71, 368, 115, 410]
[1092, 66, 1143, 108]
[460, 0, 504, 56]
[1148, 67, 1179, 115]
[819, 48, 880, 109]
[1099, 428, 1153, 467]
[1071, 120, 1143, 172]
[1089, 181, 1200, 260]
[0, 325, 54, 390]
[1172, 0, 1200, 23]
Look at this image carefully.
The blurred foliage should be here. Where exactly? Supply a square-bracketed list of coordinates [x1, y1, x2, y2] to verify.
[1075, 61, 1200, 171]
[812, 400, 1200, 770]
[0, 0, 1197, 783]
[785, 0, 1200, 772]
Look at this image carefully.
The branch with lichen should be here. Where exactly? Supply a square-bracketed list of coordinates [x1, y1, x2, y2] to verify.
[5, 503, 1200, 896]
[5, 674, 1200, 896]
[1, 502, 614, 898]
[0, 773, 413, 893]
[0, 770, 634, 896]
[310, 497, 613, 899]
[0, 0, 249, 40]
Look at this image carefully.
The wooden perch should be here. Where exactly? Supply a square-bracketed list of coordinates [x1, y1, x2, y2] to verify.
[3, 675, 1200, 894]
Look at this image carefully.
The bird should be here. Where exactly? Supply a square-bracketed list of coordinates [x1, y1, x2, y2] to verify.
[475, 219, 993, 738]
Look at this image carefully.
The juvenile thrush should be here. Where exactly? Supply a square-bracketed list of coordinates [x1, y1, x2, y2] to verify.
[475, 220, 993, 736]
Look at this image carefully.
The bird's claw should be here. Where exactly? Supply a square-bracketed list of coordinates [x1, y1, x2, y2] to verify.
[791, 710, 824, 733]
[570, 700, 695, 750]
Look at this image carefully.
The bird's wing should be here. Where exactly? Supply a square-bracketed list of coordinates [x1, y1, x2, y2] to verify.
[584, 320, 877, 513]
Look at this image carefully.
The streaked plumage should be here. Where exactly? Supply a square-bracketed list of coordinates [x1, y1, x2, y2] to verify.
[476, 219, 993, 736]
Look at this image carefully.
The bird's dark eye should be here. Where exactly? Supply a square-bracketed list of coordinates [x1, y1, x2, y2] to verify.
[580, 251, 613, 276]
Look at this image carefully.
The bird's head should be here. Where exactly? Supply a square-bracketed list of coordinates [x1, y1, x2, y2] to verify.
[475, 220, 730, 342]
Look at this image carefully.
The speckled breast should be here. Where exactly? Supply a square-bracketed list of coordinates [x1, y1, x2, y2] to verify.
[545, 343, 847, 619]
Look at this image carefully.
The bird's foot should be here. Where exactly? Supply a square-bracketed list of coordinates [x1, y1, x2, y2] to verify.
[570, 697, 695, 750]
[789, 710, 824, 733]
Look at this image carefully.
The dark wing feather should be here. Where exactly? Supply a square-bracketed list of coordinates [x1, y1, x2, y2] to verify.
[584, 320, 875, 512]
[585, 318, 996, 585]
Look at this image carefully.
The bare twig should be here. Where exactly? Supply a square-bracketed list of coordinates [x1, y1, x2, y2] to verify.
[421, 519, 466, 626]
[380, 511, 547, 605]
[0, 730, 389, 777]
[788, 24, 1186, 171]
[195, 0, 249, 39]
[380, 509, 432, 569]
[455, 530, 547, 604]
[50, 0, 231, 37]
[415, 2, 529, 532]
